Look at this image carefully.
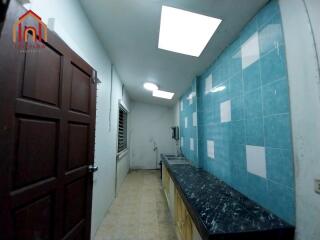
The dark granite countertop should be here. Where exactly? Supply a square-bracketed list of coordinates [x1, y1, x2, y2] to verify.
[161, 154, 295, 240]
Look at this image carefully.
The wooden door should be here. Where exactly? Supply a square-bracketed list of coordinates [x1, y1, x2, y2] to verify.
[0, 0, 10, 35]
[0, 1, 97, 240]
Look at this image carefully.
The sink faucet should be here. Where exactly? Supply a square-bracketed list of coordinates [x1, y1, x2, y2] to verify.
[150, 138, 159, 168]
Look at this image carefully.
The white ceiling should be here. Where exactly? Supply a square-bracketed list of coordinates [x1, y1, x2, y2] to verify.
[79, 0, 268, 106]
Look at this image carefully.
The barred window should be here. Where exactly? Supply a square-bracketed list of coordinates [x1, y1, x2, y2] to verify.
[117, 105, 128, 153]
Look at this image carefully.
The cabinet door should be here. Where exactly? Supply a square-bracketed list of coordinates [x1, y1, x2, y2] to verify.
[184, 213, 193, 240]
[169, 178, 175, 213]
[162, 166, 165, 185]
[175, 191, 183, 230]
[192, 222, 202, 240]
[163, 166, 169, 196]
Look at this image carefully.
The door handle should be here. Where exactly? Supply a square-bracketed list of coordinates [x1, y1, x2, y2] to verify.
[88, 165, 98, 173]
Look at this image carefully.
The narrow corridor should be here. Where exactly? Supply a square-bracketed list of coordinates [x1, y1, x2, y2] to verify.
[95, 170, 177, 240]
[1, 1, 319, 239]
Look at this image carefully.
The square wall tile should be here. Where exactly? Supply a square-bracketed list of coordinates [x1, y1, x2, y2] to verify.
[243, 61, 260, 93]
[260, 46, 287, 85]
[207, 140, 215, 159]
[190, 138, 194, 151]
[229, 72, 243, 97]
[231, 96, 244, 121]
[262, 79, 289, 116]
[220, 100, 231, 123]
[246, 145, 266, 178]
[193, 112, 197, 127]
[245, 118, 264, 146]
[230, 120, 245, 144]
[205, 74, 213, 94]
[213, 66, 225, 85]
[245, 89, 263, 119]
[229, 49, 242, 76]
[214, 139, 230, 162]
[264, 113, 292, 148]
[267, 181, 295, 225]
[241, 32, 260, 69]
[231, 167, 248, 193]
[266, 147, 294, 188]
[230, 144, 246, 170]
[246, 173, 268, 206]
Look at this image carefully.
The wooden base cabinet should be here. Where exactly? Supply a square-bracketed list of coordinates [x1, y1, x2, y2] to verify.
[175, 189, 192, 240]
[162, 165, 170, 197]
[162, 165, 175, 217]
[162, 165, 202, 240]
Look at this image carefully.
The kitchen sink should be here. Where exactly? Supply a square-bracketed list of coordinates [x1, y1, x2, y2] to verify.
[167, 156, 185, 160]
[167, 159, 190, 165]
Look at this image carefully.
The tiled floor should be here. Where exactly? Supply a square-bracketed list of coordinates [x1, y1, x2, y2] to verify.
[95, 170, 178, 240]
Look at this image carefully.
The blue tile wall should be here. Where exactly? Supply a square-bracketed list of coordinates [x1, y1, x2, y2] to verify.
[179, 0, 295, 224]
[180, 79, 199, 167]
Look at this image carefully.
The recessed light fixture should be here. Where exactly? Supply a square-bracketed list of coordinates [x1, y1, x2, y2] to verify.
[144, 82, 159, 91]
[153, 89, 175, 99]
[158, 6, 222, 57]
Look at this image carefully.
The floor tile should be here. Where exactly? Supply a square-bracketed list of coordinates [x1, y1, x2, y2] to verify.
[95, 170, 177, 240]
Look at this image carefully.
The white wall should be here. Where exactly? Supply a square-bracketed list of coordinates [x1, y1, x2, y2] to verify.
[279, 0, 320, 239]
[173, 101, 180, 126]
[116, 151, 130, 193]
[130, 101, 175, 169]
[27, 0, 131, 238]
[304, 0, 320, 65]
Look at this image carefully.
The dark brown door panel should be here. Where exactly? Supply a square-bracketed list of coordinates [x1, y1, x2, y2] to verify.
[67, 123, 89, 171]
[14, 194, 54, 240]
[0, 1, 97, 239]
[13, 117, 58, 189]
[70, 65, 91, 115]
[22, 41, 62, 106]
[64, 178, 87, 234]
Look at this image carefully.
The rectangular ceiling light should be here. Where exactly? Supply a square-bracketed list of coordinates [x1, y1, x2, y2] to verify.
[153, 90, 175, 99]
[158, 6, 222, 57]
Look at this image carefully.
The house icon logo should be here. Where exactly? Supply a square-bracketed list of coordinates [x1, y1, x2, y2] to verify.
[12, 10, 47, 49]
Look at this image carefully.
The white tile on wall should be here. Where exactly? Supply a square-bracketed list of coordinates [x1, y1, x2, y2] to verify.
[241, 32, 260, 69]
[181, 137, 184, 147]
[193, 112, 197, 127]
[220, 100, 231, 123]
[190, 138, 194, 151]
[207, 140, 215, 159]
[191, 91, 196, 105]
[180, 100, 183, 111]
[189, 93, 193, 105]
[246, 145, 266, 178]
[205, 74, 213, 94]
[184, 117, 188, 128]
